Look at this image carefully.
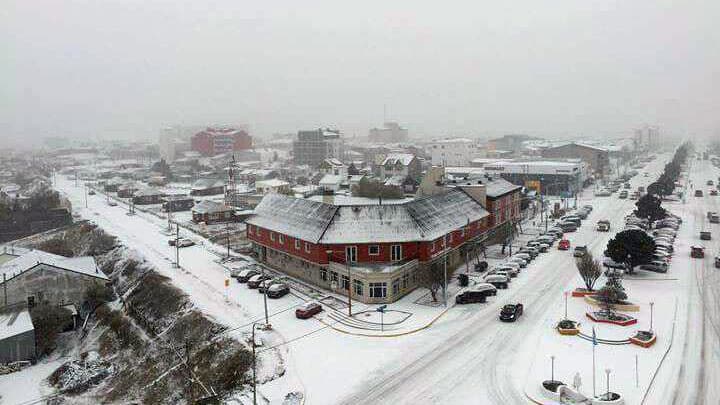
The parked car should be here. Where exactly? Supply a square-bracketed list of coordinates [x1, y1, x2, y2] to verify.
[174, 238, 195, 248]
[483, 274, 509, 289]
[619, 191, 628, 199]
[499, 303, 524, 322]
[456, 289, 487, 304]
[507, 257, 527, 268]
[594, 189, 612, 197]
[558, 239, 571, 250]
[573, 246, 588, 258]
[655, 241, 674, 253]
[623, 183, 631, 189]
[88, 190, 96, 195]
[518, 247, 539, 258]
[471, 282, 498, 296]
[267, 283, 290, 298]
[637, 264, 668, 273]
[235, 269, 260, 282]
[258, 278, 283, 293]
[710, 214, 720, 224]
[494, 266, 519, 277]
[582, 205, 593, 212]
[715, 256, 720, 268]
[247, 274, 271, 289]
[708, 180, 715, 186]
[560, 222, 578, 232]
[574, 210, 588, 220]
[295, 302, 323, 319]
[701, 231, 712, 241]
[108, 201, 118, 207]
[711, 190, 718, 196]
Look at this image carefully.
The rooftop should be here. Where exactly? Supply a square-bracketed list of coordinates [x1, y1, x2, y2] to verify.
[0, 247, 107, 283]
[0, 307, 34, 341]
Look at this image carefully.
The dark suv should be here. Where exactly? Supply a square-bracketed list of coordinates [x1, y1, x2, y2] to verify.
[499, 303, 524, 322]
[455, 290, 487, 305]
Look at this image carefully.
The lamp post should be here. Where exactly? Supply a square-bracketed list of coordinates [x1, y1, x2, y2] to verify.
[649, 301, 654, 332]
[551, 355, 556, 382]
[605, 368, 612, 399]
[564, 291, 569, 320]
[326, 249, 353, 316]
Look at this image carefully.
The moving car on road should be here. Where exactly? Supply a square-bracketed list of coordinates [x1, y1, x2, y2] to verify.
[691, 246, 705, 259]
[169, 238, 195, 248]
[295, 302, 323, 319]
[558, 239, 570, 250]
[715, 256, 720, 269]
[596, 220, 610, 232]
[695, 190, 704, 197]
[499, 303, 524, 322]
[700, 231, 712, 241]
[573, 246, 588, 258]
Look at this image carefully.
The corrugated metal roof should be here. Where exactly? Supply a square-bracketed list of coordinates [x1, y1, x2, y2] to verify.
[0, 248, 107, 282]
[247, 194, 338, 243]
[405, 189, 489, 240]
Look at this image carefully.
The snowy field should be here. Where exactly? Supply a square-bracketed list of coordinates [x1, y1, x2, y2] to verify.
[3, 152, 718, 405]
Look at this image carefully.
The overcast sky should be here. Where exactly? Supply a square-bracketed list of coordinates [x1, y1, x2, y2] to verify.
[2, 1, 718, 145]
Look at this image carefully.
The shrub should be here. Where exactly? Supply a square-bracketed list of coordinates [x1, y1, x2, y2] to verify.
[30, 304, 72, 356]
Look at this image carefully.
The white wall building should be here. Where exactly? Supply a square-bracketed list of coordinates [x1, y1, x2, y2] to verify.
[429, 138, 476, 167]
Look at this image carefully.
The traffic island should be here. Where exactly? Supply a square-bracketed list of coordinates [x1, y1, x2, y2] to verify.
[556, 319, 580, 335]
[593, 392, 625, 404]
[586, 311, 637, 326]
[629, 330, 657, 348]
[540, 380, 566, 401]
[572, 288, 596, 297]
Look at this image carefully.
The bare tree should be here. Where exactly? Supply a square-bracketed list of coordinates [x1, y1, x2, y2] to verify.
[576, 252, 602, 292]
[417, 261, 456, 302]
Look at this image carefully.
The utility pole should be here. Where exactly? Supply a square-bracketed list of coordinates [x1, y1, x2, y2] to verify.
[175, 223, 180, 268]
[261, 266, 269, 326]
[251, 324, 258, 405]
[84, 184, 88, 208]
[346, 259, 352, 317]
[443, 233, 448, 307]
[3, 273, 6, 307]
[226, 222, 231, 259]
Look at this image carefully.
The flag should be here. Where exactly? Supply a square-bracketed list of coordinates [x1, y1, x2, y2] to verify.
[592, 327, 597, 346]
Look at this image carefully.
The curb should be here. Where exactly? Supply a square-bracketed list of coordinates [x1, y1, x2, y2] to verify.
[318, 303, 454, 338]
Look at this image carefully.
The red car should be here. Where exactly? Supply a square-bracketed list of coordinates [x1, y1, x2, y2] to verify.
[295, 302, 323, 319]
[558, 239, 570, 250]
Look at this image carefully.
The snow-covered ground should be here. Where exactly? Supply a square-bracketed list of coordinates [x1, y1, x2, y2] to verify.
[7, 151, 715, 405]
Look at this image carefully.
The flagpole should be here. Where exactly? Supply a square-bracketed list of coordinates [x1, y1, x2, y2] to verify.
[592, 327, 597, 397]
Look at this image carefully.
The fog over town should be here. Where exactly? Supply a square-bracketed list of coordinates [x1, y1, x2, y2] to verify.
[1, 2, 720, 405]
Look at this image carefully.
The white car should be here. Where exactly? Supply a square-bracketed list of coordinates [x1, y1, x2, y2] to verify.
[501, 262, 521, 270]
[176, 238, 195, 248]
[507, 257, 527, 268]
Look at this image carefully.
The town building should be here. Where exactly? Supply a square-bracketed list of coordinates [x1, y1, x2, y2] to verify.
[429, 138, 477, 166]
[0, 307, 35, 364]
[255, 179, 291, 194]
[482, 160, 589, 196]
[161, 195, 195, 212]
[246, 188, 519, 304]
[190, 179, 226, 196]
[132, 187, 164, 205]
[292, 129, 344, 167]
[633, 125, 660, 151]
[368, 122, 409, 143]
[318, 158, 347, 177]
[191, 200, 235, 224]
[191, 127, 252, 157]
[379, 153, 421, 181]
[0, 247, 109, 308]
[541, 143, 610, 177]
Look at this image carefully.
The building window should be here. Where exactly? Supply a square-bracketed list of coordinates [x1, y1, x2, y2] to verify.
[369, 282, 387, 298]
[353, 279, 363, 296]
[341, 275, 349, 290]
[368, 245, 380, 256]
[279, 234, 284, 244]
[391, 245, 402, 262]
[346, 246, 358, 263]
[331, 271, 339, 283]
[402, 273, 409, 289]
[320, 269, 327, 282]
[270, 232, 275, 241]
[305, 243, 311, 253]
[247, 225, 253, 235]
[295, 239, 300, 250]
[392, 278, 400, 295]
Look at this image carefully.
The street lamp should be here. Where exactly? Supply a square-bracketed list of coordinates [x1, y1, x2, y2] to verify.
[326, 249, 353, 317]
[551, 355, 556, 382]
[564, 291, 569, 320]
[649, 301, 654, 332]
[604, 368, 612, 399]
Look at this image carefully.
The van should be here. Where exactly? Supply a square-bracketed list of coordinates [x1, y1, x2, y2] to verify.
[456, 290, 487, 304]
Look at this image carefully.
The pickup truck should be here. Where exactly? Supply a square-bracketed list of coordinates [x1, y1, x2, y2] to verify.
[499, 303, 524, 322]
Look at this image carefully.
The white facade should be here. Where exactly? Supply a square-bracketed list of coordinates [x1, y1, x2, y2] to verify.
[429, 138, 476, 166]
[159, 127, 179, 162]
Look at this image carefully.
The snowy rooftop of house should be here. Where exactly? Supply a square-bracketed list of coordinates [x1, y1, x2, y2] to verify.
[323, 158, 345, 167]
[0, 247, 107, 283]
[307, 195, 413, 206]
[133, 187, 163, 197]
[256, 178, 290, 188]
[0, 307, 34, 341]
[383, 175, 406, 186]
[191, 178, 226, 190]
[192, 200, 233, 214]
[382, 153, 415, 166]
[249, 189, 489, 244]
[549, 142, 609, 152]
[319, 174, 344, 185]
[433, 138, 474, 144]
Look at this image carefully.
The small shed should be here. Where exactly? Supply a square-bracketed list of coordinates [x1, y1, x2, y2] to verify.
[191, 200, 235, 224]
[0, 307, 35, 364]
[162, 195, 195, 212]
[132, 187, 164, 205]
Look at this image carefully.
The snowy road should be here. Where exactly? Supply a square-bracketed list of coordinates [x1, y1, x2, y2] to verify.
[340, 158, 669, 405]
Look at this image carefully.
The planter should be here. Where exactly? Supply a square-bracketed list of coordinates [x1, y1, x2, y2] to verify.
[592, 392, 625, 404]
[584, 295, 640, 312]
[557, 319, 580, 335]
[540, 380, 565, 401]
[572, 288, 596, 297]
[630, 330, 657, 348]
[586, 311, 637, 326]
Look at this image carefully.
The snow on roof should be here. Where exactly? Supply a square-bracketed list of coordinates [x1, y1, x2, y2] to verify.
[256, 179, 290, 188]
[320, 204, 419, 244]
[548, 142, 609, 153]
[0, 247, 107, 283]
[382, 153, 415, 166]
[405, 188, 489, 240]
[0, 308, 34, 341]
[482, 177, 522, 198]
[433, 138, 474, 144]
[383, 175, 406, 186]
[192, 200, 233, 214]
[319, 174, 344, 185]
[133, 187, 163, 197]
[323, 158, 344, 167]
[247, 194, 338, 243]
[191, 179, 226, 190]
